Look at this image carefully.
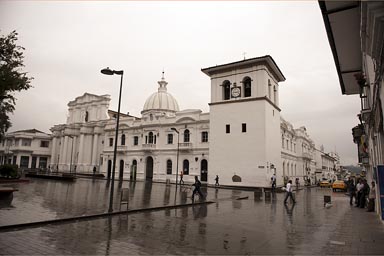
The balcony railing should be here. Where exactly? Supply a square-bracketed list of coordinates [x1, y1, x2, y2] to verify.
[116, 145, 128, 152]
[142, 143, 156, 151]
[179, 142, 193, 151]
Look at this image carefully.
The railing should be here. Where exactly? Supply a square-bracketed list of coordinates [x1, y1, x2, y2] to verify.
[116, 145, 128, 151]
[142, 143, 156, 150]
[179, 142, 192, 150]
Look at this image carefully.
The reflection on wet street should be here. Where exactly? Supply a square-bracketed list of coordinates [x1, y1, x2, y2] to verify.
[1, 180, 384, 255]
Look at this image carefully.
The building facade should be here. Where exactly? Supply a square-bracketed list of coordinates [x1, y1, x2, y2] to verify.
[319, 1, 384, 218]
[1, 56, 339, 187]
[0, 129, 51, 169]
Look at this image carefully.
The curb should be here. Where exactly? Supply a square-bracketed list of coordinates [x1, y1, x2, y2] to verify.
[0, 201, 214, 232]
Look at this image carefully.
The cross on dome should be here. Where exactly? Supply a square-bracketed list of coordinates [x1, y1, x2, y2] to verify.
[158, 70, 168, 92]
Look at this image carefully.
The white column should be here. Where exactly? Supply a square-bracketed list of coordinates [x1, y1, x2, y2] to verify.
[63, 136, 69, 167]
[91, 133, 99, 166]
[59, 136, 65, 165]
[78, 133, 85, 165]
[50, 137, 57, 165]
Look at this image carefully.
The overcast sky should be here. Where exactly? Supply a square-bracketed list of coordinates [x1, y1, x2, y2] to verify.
[0, 1, 361, 165]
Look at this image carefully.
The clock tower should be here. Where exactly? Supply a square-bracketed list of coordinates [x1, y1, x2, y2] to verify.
[201, 55, 285, 187]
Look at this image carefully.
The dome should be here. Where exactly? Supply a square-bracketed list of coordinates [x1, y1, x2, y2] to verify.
[142, 74, 180, 115]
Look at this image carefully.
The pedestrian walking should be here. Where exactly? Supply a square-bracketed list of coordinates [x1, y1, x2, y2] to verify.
[355, 179, 362, 207]
[179, 171, 184, 185]
[192, 176, 204, 201]
[367, 181, 376, 212]
[295, 177, 300, 190]
[284, 180, 296, 204]
[93, 166, 96, 176]
[271, 173, 276, 191]
[215, 175, 219, 187]
[347, 177, 356, 205]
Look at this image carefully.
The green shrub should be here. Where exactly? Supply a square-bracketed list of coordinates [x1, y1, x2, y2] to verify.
[0, 164, 19, 178]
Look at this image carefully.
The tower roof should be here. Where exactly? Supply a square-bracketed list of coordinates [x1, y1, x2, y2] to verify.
[201, 55, 285, 82]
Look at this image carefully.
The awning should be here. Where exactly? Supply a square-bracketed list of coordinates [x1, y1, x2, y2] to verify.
[319, 1, 362, 95]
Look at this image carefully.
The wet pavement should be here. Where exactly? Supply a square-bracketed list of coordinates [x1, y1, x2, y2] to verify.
[1, 178, 384, 255]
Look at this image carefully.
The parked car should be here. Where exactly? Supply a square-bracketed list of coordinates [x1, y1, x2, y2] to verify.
[319, 180, 331, 188]
[332, 180, 347, 192]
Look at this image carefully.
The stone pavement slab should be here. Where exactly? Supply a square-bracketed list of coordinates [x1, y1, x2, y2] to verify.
[0, 185, 383, 255]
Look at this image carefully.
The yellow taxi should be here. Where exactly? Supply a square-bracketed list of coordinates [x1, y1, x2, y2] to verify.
[332, 180, 347, 192]
[319, 180, 331, 188]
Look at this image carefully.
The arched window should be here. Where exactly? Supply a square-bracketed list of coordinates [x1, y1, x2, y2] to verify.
[166, 160, 172, 174]
[243, 77, 251, 97]
[183, 159, 189, 175]
[148, 132, 154, 144]
[273, 86, 277, 104]
[85, 111, 89, 122]
[223, 80, 230, 100]
[184, 129, 190, 143]
[121, 134, 126, 145]
[268, 79, 271, 99]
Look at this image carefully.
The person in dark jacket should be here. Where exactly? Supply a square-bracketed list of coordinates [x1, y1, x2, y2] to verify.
[359, 179, 370, 208]
[347, 178, 356, 205]
[192, 176, 204, 201]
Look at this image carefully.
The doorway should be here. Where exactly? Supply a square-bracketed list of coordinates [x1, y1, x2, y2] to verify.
[146, 156, 153, 180]
[119, 160, 124, 180]
[201, 159, 208, 182]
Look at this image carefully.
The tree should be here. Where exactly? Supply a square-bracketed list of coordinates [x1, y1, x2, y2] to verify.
[0, 30, 33, 140]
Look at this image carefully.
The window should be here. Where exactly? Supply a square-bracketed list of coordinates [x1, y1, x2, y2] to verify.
[22, 139, 32, 146]
[243, 77, 251, 97]
[242, 123, 247, 133]
[166, 160, 172, 174]
[282, 137, 284, 148]
[167, 134, 173, 144]
[121, 134, 126, 146]
[40, 141, 49, 148]
[15, 139, 20, 146]
[201, 131, 208, 142]
[133, 136, 138, 146]
[268, 79, 271, 99]
[148, 132, 154, 144]
[226, 124, 230, 134]
[183, 160, 189, 175]
[20, 156, 29, 168]
[109, 138, 113, 147]
[85, 111, 89, 122]
[223, 80, 231, 100]
[273, 86, 277, 104]
[184, 129, 190, 143]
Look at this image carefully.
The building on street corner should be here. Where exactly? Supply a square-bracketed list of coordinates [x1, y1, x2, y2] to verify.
[319, 0, 384, 220]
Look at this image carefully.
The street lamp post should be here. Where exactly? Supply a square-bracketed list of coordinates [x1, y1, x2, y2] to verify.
[101, 67, 124, 213]
[171, 128, 180, 189]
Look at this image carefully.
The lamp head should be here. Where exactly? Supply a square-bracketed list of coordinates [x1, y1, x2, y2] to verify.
[101, 67, 114, 75]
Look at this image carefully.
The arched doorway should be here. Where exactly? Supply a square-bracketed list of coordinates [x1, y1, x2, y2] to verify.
[146, 156, 154, 180]
[107, 160, 112, 179]
[201, 159, 208, 182]
[131, 159, 137, 180]
[119, 160, 124, 180]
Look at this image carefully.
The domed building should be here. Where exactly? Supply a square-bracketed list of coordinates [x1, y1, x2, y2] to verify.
[50, 71, 210, 184]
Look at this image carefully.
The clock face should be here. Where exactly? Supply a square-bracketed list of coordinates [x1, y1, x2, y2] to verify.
[231, 87, 241, 98]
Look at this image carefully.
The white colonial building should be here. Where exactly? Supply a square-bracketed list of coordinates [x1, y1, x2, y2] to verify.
[1, 56, 340, 187]
[0, 129, 51, 169]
